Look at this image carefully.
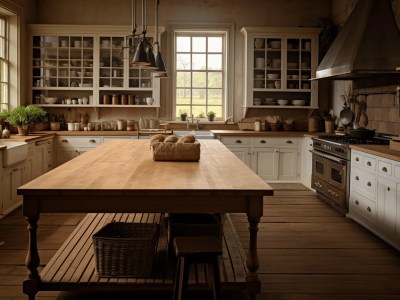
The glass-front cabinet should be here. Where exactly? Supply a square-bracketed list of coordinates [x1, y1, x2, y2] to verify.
[241, 27, 320, 111]
[29, 25, 162, 108]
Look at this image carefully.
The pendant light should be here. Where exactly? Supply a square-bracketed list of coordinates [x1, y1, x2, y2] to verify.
[132, 0, 151, 65]
[153, 0, 168, 77]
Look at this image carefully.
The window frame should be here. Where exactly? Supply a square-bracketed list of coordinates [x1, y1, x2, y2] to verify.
[0, 14, 9, 112]
[168, 23, 235, 122]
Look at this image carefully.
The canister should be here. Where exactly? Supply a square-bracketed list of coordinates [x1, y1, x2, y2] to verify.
[128, 95, 134, 105]
[112, 94, 119, 105]
[103, 94, 111, 105]
[121, 94, 128, 105]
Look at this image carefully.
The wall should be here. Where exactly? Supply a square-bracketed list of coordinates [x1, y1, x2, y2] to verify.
[330, 0, 400, 135]
[30, 0, 332, 123]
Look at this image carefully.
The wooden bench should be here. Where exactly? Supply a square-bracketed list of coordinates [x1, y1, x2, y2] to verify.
[37, 212, 247, 295]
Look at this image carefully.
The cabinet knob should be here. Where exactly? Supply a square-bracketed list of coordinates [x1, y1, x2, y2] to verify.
[260, 140, 266, 144]
[89, 139, 96, 143]
[275, 149, 279, 153]
[355, 176, 359, 181]
[355, 157, 359, 161]
[235, 140, 242, 144]
[382, 167, 388, 172]
[286, 140, 293, 144]
[355, 200, 359, 205]
[367, 181, 371, 187]
[48, 150, 52, 154]
[387, 187, 391, 192]
[367, 207, 371, 212]
[61, 139, 68, 143]
[367, 161, 371, 166]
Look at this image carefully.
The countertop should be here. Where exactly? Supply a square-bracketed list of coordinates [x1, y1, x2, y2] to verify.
[0, 132, 56, 151]
[211, 130, 322, 138]
[350, 144, 400, 162]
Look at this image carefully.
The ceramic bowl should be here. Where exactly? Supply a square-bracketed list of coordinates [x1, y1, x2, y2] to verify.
[44, 97, 57, 104]
[292, 99, 306, 106]
[267, 73, 279, 79]
[277, 99, 289, 106]
[270, 41, 281, 49]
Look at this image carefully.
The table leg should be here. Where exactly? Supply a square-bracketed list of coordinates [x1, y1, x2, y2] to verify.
[23, 215, 40, 300]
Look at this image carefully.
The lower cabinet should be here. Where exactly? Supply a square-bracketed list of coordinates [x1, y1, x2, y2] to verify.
[219, 136, 300, 182]
[56, 136, 101, 167]
[1, 161, 25, 215]
[349, 149, 400, 250]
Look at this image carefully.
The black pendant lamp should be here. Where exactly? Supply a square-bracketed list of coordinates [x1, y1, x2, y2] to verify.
[153, 0, 168, 77]
[132, 0, 151, 66]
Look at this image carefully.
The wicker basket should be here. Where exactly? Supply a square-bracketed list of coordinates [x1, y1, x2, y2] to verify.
[152, 141, 200, 162]
[168, 213, 222, 253]
[92, 222, 159, 277]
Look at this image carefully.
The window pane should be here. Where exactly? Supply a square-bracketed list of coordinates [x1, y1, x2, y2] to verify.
[176, 106, 190, 118]
[192, 54, 206, 70]
[208, 37, 222, 52]
[192, 72, 206, 88]
[208, 54, 222, 70]
[192, 106, 207, 117]
[176, 72, 191, 87]
[176, 89, 191, 104]
[208, 72, 222, 88]
[208, 106, 222, 118]
[208, 89, 222, 105]
[0, 37, 4, 59]
[192, 89, 206, 105]
[192, 37, 206, 52]
[176, 54, 191, 70]
[177, 36, 190, 52]
[0, 82, 7, 104]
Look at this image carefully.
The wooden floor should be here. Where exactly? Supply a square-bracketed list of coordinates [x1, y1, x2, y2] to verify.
[1, 183, 400, 299]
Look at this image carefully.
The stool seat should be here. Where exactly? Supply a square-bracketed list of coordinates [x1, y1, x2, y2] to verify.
[173, 236, 222, 300]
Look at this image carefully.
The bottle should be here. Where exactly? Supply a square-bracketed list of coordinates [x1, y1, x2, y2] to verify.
[2, 126, 11, 138]
[254, 120, 261, 132]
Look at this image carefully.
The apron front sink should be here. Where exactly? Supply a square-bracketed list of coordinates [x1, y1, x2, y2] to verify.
[0, 141, 28, 167]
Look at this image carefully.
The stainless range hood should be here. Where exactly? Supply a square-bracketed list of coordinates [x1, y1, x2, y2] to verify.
[316, 0, 400, 80]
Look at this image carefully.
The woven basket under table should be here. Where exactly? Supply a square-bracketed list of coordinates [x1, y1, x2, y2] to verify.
[92, 222, 160, 277]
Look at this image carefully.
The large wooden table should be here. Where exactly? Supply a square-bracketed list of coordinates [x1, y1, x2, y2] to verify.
[18, 139, 273, 299]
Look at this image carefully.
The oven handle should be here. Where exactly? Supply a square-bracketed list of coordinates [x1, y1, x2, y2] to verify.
[310, 149, 347, 165]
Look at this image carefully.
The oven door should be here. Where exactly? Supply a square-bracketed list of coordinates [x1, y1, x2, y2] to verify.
[311, 150, 347, 191]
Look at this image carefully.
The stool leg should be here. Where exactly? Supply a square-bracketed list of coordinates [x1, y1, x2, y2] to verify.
[208, 257, 222, 300]
[173, 257, 182, 300]
[175, 257, 190, 300]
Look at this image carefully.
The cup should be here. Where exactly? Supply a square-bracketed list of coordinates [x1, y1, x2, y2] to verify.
[67, 123, 74, 131]
[78, 98, 82, 105]
[66, 99, 72, 105]
[254, 38, 264, 49]
[255, 57, 265, 69]
[82, 97, 89, 105]
[146, 97, 154, 105]
[274, 81, 281, 89]
[73, 123, 80, 131]
[72, 99, 78, 105]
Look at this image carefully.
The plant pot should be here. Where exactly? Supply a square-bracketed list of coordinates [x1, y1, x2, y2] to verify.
[208, 115, 215, 122]
[180, 114, 187, 121]
[17, 126, 29, 136]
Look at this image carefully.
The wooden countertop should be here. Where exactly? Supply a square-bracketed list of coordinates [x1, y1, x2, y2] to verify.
[19, 139, 273, 196]
[0, 132, 55, 151]
[350, 144, 400, 162]
[211, 130, 322, 138]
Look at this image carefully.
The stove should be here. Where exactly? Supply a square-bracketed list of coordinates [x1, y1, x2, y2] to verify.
[311, 134, 390, 214]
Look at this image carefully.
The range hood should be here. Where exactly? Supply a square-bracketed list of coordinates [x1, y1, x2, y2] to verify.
[316, 0, 400, 80]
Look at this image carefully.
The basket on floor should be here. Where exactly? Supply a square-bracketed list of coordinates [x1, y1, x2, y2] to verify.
[92, 222, 159, 277]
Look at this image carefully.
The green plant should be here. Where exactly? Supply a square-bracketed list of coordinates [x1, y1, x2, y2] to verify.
[207, 111, 215, 116]
[6, 105, 46, 128]
[179, 109, 188, 116]
[0, 110, 10, 121]
[197, 112, 205, 118]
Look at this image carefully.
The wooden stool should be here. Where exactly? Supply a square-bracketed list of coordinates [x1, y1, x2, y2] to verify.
[173, 236, 222, 300]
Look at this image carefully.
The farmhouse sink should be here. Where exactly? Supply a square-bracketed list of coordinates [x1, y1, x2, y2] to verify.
[173, 130, 215, 139]
[0, 141, 28, 167]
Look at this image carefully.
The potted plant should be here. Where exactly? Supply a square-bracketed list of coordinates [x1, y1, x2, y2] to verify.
[6, 105, 46, 135]
[197, 112, 205, 119]
[207, 111, 216, 122]
[179, 109, 188, 121]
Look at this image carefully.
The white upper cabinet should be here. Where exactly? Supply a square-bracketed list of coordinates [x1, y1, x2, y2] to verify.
[240, 27, 320, 111]
[28, 25, 163, 108]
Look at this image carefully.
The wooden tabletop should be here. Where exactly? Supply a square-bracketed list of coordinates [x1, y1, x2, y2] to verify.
[18, 139, 272, 197]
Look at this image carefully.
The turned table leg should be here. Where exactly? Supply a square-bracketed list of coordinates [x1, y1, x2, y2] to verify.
[23, 215, 40, 300]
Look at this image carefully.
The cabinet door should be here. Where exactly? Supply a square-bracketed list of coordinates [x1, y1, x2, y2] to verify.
[227, 146, 252, 168]
[278, 148, 298, 181]
[1, 163, 25, 215]
[32, 144, 45, 178]
[252, 147, 279, 181]
[301, 137, 313, 189]
[377, 177, 397, 236]
[56, 148, 80, 166]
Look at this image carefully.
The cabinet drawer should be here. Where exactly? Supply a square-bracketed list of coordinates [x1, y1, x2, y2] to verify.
[377, 160, 392, 177]
[351, 167, 377, 199]
[57, 137, 101, 148]
[363, 156, 376, 171]
[220, 136, 251, 146]
[350, 190, 377, 223]
[252, 137, 297, 147]
[351, 152, 363, 167]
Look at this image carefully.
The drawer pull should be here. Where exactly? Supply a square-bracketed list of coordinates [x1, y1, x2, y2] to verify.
[286, 140, 293, 144]
[260, 140, 266, 144]
[367, 182, 372, 187]
[89, 139, 97, 143]
[355, 157, 359, 161]
[382, 167, 388, 172]
[367, 207, 371, 212]
[275, 149, 279, 153]
[48, 150, 52, 154]
[387, 187, 391, 192]
[355, 176, 359, 181]
[355, 200, 359, 205]
[367, 161, 372, 166]
[61, 139, 68, 143]
[235, 140, 242, 144]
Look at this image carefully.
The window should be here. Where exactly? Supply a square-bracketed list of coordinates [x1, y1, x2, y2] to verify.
[174, 32, 226, 120]
[0, 14, 8, 112]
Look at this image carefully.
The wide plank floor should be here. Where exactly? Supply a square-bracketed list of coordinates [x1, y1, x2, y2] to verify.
[1, 183, 399, 299]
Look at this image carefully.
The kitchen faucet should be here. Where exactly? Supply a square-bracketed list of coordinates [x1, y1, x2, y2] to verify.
[187, 114, 199, 130]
